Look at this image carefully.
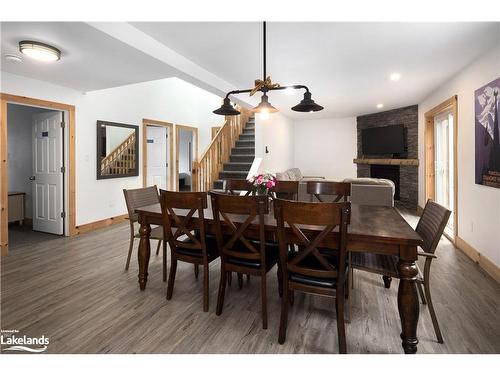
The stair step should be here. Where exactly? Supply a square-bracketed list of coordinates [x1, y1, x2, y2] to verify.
[238, 134, 254, 141]
[236, 140, 255, 147]
[223, 162, 252, 171]
[230, 155, 254, 163]
[232, 147, 255, 155]
[219, 171, 249, 179]
[213, 180, 224, 190]
[242, 129, 255, 135]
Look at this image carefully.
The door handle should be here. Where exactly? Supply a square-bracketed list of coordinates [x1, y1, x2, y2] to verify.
[29, 176, 36, 181]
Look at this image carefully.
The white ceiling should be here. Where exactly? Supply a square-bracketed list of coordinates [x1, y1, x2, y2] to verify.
[0, 22, 178, 92]
[1, 22, 499, 118]
[131, 22, 500, 118]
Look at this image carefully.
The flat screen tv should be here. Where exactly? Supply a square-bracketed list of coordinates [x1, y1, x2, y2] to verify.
[362, 125, 405, 155]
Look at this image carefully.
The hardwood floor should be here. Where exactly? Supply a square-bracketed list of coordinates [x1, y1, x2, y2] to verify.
[1, 212, 499, 354]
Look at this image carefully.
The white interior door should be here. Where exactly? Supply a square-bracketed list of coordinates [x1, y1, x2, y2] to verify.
[147, 125, 169, 190]
[32, 111, 64, 235]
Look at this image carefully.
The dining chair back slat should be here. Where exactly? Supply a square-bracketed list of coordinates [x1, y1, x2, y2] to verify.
[269, 180, 299, 201]
[307, 181, 351, 202]
[224, 179, 255, 196]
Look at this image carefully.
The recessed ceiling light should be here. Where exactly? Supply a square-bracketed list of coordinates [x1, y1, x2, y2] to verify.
[377, 104, 384, 109]
[390, 72, 401, 81]
[19, 40, 61, 62]
[4, 54, 22, 63]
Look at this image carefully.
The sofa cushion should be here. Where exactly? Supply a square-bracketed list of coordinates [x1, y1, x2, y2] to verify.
[288, 168, 303, 180]
[343, 177, 395, 193]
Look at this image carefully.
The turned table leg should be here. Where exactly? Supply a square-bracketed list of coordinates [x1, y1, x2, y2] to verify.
[138, 214, 151, 290]
[398, 256, 419, 354]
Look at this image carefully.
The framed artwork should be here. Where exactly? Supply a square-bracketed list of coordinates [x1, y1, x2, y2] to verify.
[475, 77, 500, 188]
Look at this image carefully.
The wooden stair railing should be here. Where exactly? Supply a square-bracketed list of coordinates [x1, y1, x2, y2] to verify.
[100, 132, 136, 175]
[192, 106, 252, 191]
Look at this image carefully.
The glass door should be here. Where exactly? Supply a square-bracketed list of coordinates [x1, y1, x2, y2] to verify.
[434, 111, 454, 236]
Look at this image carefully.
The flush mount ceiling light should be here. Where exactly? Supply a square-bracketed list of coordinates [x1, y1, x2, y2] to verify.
[213, 22, 324, 117]
[377, 103, 384, 109]
[390, 72, 401, 81]
[19, 40, 61, 62]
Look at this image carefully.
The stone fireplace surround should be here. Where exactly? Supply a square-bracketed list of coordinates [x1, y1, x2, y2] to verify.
[356, 105, 418, 210]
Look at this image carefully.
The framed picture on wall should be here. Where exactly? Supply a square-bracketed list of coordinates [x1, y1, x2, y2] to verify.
[475, 77, 500, 188]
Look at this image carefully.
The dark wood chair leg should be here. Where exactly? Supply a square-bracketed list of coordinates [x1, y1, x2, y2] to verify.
[383, 275, 392, 289]
[166, 258, 177, 300]
[289, 290, 294, 306]
[246, 274, 250, 281]
[227, 271, 232, 286]
[261, 273, 268, 329]
[203, 264, 209, 312]
[155, 239, 161, 256]
[278, 286, 289, 344]
[416, 281, 427, 304]
[237, 273, 243, 289]
[194, 264, 199, 279]
[335, 290, 347, 354]
[216, 265, 227, 316]
[277, 264, 283, 298]
[125, 236, 134, 270]
[424, 274, 443, 343]
[162, 241, 167, 282]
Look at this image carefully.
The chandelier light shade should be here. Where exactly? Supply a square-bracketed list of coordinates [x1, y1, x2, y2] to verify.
[252, 93, 279, 114]
[213, 22, 323, 117]
[213, 98, 241, 116]
[19, 40, 61, 62]
[291, 92, 325, 112]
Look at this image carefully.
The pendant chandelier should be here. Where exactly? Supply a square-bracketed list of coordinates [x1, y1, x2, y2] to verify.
[213, 22, 324, 118]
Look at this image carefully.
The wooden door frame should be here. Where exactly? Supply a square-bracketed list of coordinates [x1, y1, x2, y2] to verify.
[0, 93, 77, 256]
[175, 124, 198, 191]
[142, 119, 174, 190]
[424, 95, 458, 242]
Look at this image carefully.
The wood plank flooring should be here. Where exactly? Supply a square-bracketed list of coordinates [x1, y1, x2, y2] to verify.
[1, 212, 499, 354]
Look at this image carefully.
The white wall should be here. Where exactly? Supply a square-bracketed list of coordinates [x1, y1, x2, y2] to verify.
[292, 117, 357, 180]
[178, 128, 193, 186]
[418, 44, 500, 266]
[7, 104, 56, 219]
[255, 113, 294, 174]
[1, 72, 223, 226]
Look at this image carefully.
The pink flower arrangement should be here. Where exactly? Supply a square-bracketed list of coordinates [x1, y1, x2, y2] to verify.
[248, 172, 277, 193]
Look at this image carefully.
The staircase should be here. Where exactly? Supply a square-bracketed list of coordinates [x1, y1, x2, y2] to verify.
[213, 117, 255, 189]
[191, 106, 253, 192]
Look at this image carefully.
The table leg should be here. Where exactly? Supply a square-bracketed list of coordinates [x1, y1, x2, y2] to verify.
[398, 258, 419, 354]
[138, 218, 151, 290]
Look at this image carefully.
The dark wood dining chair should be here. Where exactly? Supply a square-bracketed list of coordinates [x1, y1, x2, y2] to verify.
[274, 198, 351, 353]
[350, 199, 451, 343]
[307, 181, 351, 202]
[210, 191, 280, 329]
[123, 186, 167, 281]
[223, 179, 255, 196]
[269, 180, 299, 201]
[160, 190, 220, 312]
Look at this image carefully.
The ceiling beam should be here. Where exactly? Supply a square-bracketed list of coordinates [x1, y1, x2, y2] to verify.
[86, 22, 254, 108]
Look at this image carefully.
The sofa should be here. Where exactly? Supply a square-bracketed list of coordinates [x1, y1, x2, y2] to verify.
[343, 177, 395, 207]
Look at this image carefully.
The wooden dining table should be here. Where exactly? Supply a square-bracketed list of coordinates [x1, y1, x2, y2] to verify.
[135, 201, 423, 354]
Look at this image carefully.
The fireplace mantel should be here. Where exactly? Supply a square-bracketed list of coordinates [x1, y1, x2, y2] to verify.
[353, 158, 419, 166]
